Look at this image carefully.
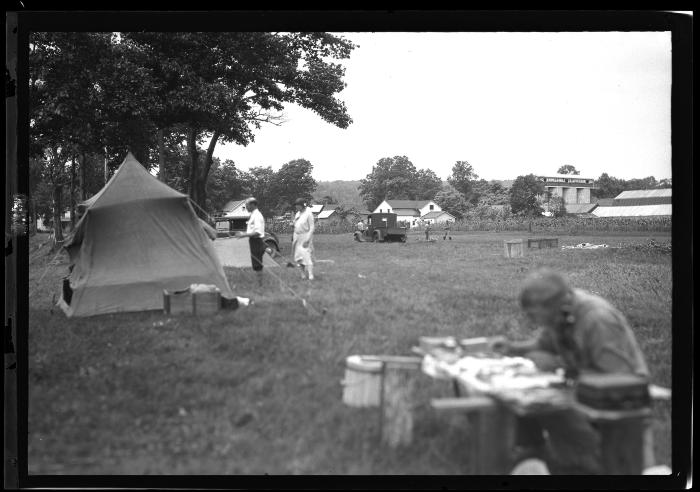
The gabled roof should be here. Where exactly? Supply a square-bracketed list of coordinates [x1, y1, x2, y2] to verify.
[422, 210, 455, 220]
[592, 204, 672, 217]
[322, 203, 339, 212]
[615, 189, 672, 199]
[595, 198, 615, 207]
[222, 199, 246, 212]
[310, 204, 324, 214]
[385, 199, 432, 209]
[392, 208, 421, 217]
[221, 199, 250, 219]
[317, 210, 337, 219]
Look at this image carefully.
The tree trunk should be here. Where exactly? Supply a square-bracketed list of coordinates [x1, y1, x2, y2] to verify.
[79, 152, 88, 200]
[69, 156, 76, 230]
[198, 130, 221, 219]
[51, 184, 64, 248]
[186, 126, 202, 215]
[104, 149, 109, 185]
[31, 198, 38, 235]
[157, 128, 166, 182]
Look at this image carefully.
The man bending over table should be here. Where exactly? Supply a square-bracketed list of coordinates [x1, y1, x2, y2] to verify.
[490, 268, 655, 474]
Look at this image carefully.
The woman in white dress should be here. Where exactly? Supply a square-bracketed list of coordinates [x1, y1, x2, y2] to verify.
[292, 197, 315, 280]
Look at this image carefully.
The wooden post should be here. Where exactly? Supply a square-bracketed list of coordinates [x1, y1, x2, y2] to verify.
[504, 239, 524, 258]
[431, 396, 516, 474]
[380, 360, 420, 448]
[468, 404, 516, 474]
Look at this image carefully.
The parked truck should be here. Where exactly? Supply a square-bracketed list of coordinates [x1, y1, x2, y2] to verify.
[361, 213, 407, 242]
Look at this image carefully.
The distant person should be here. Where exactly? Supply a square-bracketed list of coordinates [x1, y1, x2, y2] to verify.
[490, 268, 654, 475]
[355, 219, 366, 242]
[235, 197, 265, 285]
[424, 222, 431, 240]
[292, 198, 315, 280]
[443, 222, 452, 240]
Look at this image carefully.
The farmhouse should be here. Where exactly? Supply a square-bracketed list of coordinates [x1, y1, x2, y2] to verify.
[421, 210, 456, 225]
[592, 189, 672, 217]
[537, 173, 597, 214]
[373, 199, 444, 227]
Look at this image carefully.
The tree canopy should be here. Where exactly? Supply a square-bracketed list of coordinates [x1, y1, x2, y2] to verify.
[447, 160, 479, 201]
[509, 174, 545, 216]
[28, 31, 355, 226]
[557, 164, 580, 175]
[358, 156, 443, 210]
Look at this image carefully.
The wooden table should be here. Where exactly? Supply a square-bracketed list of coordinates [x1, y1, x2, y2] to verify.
[421, 349, 657, 475]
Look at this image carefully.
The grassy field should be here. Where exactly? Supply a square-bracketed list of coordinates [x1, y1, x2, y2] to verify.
[27, 230, 672, 475]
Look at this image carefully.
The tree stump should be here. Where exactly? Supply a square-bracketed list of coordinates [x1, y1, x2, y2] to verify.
[504, 239, 524, 258]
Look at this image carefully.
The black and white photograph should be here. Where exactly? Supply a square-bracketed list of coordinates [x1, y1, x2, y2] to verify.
[6, 9, 693, 489]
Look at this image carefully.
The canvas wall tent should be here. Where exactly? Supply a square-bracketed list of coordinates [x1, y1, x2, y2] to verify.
[59, 153, 234, 317]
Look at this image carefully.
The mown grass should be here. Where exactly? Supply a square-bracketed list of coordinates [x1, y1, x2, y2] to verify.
[27, 230, 672, 474]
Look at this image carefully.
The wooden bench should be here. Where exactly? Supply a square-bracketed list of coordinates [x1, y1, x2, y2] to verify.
[431, 387, 670, 475]
[527, 237, 559, 249]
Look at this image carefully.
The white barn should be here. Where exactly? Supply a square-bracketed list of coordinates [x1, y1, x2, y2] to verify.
[592, 189, 672, 217]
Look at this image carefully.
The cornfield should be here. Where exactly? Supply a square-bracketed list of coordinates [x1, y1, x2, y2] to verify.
[267, 216, 672, 235]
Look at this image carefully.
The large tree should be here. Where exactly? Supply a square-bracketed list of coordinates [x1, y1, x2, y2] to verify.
[358, 156, 442, 210]
[592, 172, 626, 199]
[447, 160, 479, 201]
[238, 166, 277, 218]
[434, 185, 470, 219]
[557, 164, 580, 175]
[119, 32, 354, 216]
[509, 174, 545, 216]
[270, 159, 317, 215]
[205, 159, 248, 213]
[414, 169, 443, 201]
[30, 32, 356, 221]
[471, 179, 510, 206]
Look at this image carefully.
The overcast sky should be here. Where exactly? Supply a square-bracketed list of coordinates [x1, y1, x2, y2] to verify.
[215, 31, 672, 183]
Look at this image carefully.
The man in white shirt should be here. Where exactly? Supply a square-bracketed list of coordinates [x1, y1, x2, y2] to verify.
[235, 197, 266, 285]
